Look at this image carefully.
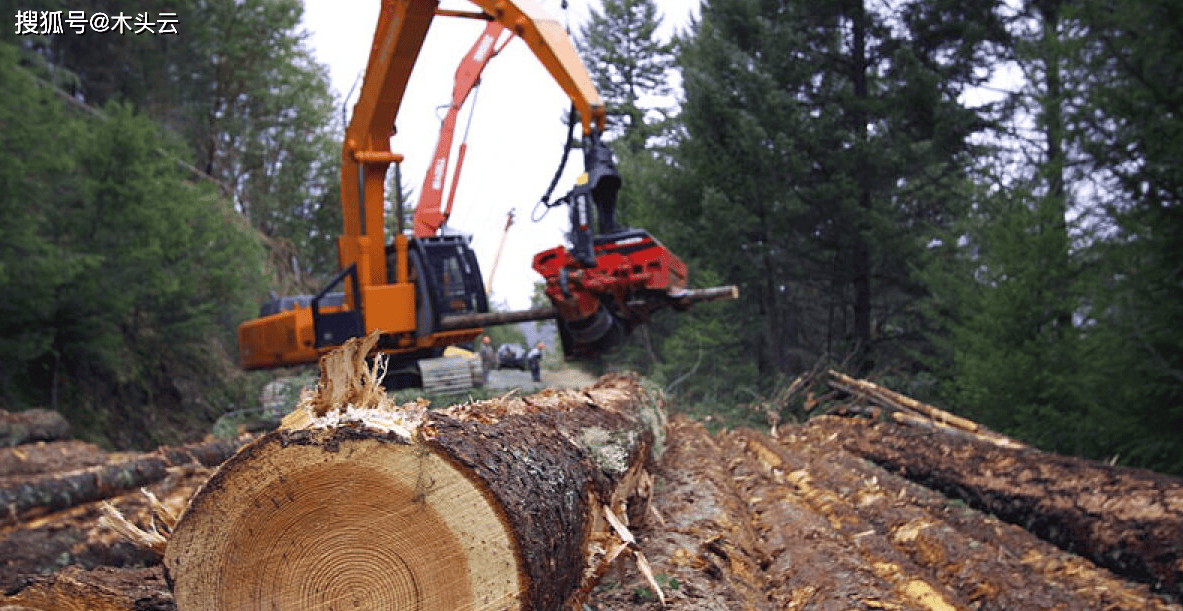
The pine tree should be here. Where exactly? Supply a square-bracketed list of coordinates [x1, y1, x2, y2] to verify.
[673, 0, 1003, 384]
[577, 0, 676, 151]
[1069, 0, 1183, 473]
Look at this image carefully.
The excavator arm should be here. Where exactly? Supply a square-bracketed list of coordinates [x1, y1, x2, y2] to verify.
[341, 0, 605, 293]
[237, 0, 734, 372]
[413, 20, 512, 238]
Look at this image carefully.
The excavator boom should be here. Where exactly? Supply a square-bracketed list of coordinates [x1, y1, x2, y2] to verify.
[237, 0, 733, 377]
[413, 20, 512, 238]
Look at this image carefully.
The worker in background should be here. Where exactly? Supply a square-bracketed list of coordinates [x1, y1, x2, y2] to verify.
[479, 336, 496, 383]
[527, 341, 544, 383]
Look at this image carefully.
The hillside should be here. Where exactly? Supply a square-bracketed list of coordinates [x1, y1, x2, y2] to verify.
[0, 372, 1179, 611]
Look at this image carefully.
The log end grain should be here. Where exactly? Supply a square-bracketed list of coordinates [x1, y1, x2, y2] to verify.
[162, 428, 523, 611]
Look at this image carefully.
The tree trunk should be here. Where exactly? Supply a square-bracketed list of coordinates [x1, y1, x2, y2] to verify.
[1, 566, 174, 611]
[0, 408, 72, 447]
[0, 440, 110, 479]
[0, 437, 246, 526]
[163, 334, 663, 611]
[812, 414, 1183, 601]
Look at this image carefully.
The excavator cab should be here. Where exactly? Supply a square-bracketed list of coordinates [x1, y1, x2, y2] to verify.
[393, 235, 488, 338]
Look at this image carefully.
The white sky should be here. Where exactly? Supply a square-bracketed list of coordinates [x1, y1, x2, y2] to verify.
[300, 0, 697, 310]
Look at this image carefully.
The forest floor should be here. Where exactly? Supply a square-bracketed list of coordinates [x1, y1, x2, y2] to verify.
[1, 370, 1180, 611]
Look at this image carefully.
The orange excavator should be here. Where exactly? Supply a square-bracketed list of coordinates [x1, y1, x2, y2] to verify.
[236, 0, 735, 383]
[413, 19, 511, 238]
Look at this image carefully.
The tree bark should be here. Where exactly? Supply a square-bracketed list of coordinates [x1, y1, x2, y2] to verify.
[0, 409, 71, 447]
[0, 438, 246, 526]
[163, 336, 663, 611]
[0, 440, 110, 479]
[1, 566, 174, 611]
[812, 415, 1183, 602]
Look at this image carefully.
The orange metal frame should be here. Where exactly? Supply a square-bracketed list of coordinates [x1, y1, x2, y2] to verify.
[239, 0, 607, 369]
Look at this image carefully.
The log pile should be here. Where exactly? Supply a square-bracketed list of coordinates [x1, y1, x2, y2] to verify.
[0, 437, 246, 526]
[811, 414, 1183, 602]
[0, 360, 1180, 611]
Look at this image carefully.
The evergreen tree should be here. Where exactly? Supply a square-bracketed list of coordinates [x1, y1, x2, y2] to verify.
[0, 42, 88, 408]
[180, 0, 341, 288]
[576, 0, 676, 150]
[43, 103, 267, 448]
[1070, 0, 1183, 473]
[1, 40, 267, 445]
[673, 0, 1003, 386]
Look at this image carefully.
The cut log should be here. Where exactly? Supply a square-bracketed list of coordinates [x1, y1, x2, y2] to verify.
[1, 566, 173, 611]
[768, 421, 1183, 611]
[812, 415, 1183, 602]
[0, 437, 247, 526]
[0, 409, 71, 447]
[163, 333, 663, 611]
[0, 440, 109, 479]
[0, 463, 211, 593]
[826, 371, 1026, 450]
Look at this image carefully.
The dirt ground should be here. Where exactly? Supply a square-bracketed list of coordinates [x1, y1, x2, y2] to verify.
[1, 375, 1180, 611]
[484, 364, 600, 391]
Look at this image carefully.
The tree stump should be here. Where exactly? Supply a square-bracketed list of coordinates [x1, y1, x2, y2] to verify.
[163, 333, 664, 611]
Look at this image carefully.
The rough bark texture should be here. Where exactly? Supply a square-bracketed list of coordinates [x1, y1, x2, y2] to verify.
[0, 463, 212, 592]
[162, 368, 663, 611]
[0, 409, 71, 448]
[0, 438, 245, 526]
[810, 414, 1183, 601]
[2, 566, 174, 611]
[1, 371, 1181, 611]
[0, 440, 110, 479]
[583, 416, 1182, 611]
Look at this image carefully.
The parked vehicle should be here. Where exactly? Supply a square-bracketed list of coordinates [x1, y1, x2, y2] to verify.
[497, 344, 528, 371]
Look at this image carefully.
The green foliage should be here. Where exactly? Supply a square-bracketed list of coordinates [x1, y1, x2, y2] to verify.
[1068, 0, 1183, 474]
[576, 0, 676, 150]
[915, 0, 1183, 475]
[0, 42, 268, 446]
[0, 42, 87, 406]
[921, 184, 1106, 455]
[666, 0, 998, 393]
[179, 0, 341, 288]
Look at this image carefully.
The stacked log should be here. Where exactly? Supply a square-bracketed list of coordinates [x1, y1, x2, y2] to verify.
[162, 332, 665, 611]
[0, 462, 213, 593]
[765, 421, 1182, 610]
[817, 372, 1183, 603]
[0, 437, 246, 526]
[0, 440, 109, 479]
[811, 415, 1183, 601]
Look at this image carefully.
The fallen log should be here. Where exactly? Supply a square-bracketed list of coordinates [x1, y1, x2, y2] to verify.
[0, 408, 71, 447]
[770, 421, 1183, 611]
[163, 333, 664, 611]
[0, 440, 110, 479]
[1, 565, 173, 611]
[0, 464, 212, 592]
[813, 415, 1183, 602]
[826, 371, 1026, 450]
[0, 437, 246, 526]
[721, 428, 971, 611]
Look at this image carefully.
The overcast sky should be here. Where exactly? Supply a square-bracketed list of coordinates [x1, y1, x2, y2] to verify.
[299, 0, 696, 310]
